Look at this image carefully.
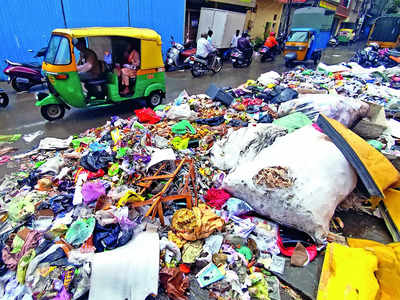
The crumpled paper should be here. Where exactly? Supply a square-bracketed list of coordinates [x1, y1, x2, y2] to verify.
[159, 267, 189, 300]
[171, 204, 224, 242]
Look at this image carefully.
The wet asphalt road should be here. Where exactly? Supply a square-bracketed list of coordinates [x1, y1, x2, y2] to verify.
[0, 42, 361, 178]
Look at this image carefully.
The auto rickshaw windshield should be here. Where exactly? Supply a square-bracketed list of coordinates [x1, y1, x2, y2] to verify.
[45, 35, 71, 65]
[287, 31, 308, 42]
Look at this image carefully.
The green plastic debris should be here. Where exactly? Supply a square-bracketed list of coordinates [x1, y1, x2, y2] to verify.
[273, 112, 312, 133]
[11, 235, 25, 254]
[133, 121, 145, 129]
[237, 246, 253, 261]
[71, 137, 96, 149]
[34, 161, 46, 169]
[17, 249, 36, 284]
[108, 162, 120, 176]
[153, 104, 166, 111]
[368, 140, 384, 151]
[0, 134, 21, 144]
[116, 147, 129, 159]
[171, 120, 196, 135]
[248, 272, 270, 300]
[302, 69, 313, 76]
[171, 136, 190, 150]
[65, 217, 95, 246]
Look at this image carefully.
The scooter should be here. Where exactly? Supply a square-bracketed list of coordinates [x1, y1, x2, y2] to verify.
[0, 89, 9, 108]
[186, 51, 223, 77]
[231, 48, 253, 68]
[165, 36, 196, 72]
[3, 47, 47, 92]
[259, 46, 274, 62]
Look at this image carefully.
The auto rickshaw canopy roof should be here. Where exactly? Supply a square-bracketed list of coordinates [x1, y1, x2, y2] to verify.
[53, 27, 162, 45]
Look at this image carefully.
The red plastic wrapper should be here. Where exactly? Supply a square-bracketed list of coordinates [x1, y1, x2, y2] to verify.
[204, 188, 231, 210]
[134, 107, 161, 124]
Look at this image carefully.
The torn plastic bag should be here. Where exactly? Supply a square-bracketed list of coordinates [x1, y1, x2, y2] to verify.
[65, 218, 95, 247]
[223, 126, 357, 243]
[317, 115, 400, 203]
[278, 94, 369, 128]
[37, 156, 64, 174]
[166, 103, 198, 121]
[38, 136, 73, 150]
[257, 71, 280, 86]
[80, 150, 113, 172]
[89, 232, 159, 300]
[222, 198, 253, 217]
[81, 181, 105, 204]
[147, 148, 176, 170]
[317, 243, 379, 300]
[211, 124, 287, 171]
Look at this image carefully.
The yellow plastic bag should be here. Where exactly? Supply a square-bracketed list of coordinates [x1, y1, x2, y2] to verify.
[317, 242, 379, 300]
[348, 238, 400, 300]
[381, 189, 400, 236]
[117, 190, 145, 207]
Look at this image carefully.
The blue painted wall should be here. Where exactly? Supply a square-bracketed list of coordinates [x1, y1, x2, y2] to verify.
[0, 0, 185, 80]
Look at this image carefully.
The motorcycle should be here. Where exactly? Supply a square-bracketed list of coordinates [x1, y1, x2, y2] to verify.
[231, 48, 253, 68]
[0, 89, 9, 108]
[259, 46, 274, 62]
[3, 47, 47, 92]
[328, 36, 339, 48]
[185, 51, 223, 77]
[165, 36, 196, 72]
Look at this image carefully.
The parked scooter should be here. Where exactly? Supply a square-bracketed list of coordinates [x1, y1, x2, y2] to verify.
[259, 46, 275, 62]
[231, 48, 253, 68]
[3, 47, 47, 92]
[165, 36, 196, 72]
[186, 51, 223, 77]
[0, 89, 9, 108]
[328, 36, 339, 48]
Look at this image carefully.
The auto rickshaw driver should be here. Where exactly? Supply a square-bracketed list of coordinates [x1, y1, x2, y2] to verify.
[75, 38, 101, 82]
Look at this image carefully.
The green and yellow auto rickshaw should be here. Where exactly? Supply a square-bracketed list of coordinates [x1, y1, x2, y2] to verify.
[337, 28, 354, 44]
[36, 27, 166, 121]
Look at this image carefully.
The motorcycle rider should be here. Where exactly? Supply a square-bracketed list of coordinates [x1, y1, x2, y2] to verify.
[237, 32, 253, 59]
[264, 32, 278, 54]
[196, 33, 216, 68]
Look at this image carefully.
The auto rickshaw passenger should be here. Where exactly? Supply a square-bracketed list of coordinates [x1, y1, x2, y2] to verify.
[76, 38, 101, 82]
[264, 32, 278, 51]
[120, 46, 140, 95]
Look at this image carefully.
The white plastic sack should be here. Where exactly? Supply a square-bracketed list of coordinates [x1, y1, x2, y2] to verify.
[166, 103, 198, 121]
[278, 94, 369, 128]
[38, 136, 73, 150]
[89, 232, 159, 300]
[257, 71, 280, 86]
[210, 124, 287, 171]
[222, 126, 357, 243]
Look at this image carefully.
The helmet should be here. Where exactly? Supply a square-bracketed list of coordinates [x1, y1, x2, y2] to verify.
[270, 32, 276, 36]
[369, 42, 379, 50]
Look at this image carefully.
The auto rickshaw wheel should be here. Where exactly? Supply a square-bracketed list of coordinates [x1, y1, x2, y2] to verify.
[0, 93, 9, 108]
[146, 92, 163, 108]
[41, 104, 65, 121]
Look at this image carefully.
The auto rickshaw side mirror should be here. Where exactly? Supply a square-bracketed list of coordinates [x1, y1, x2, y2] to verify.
[72, 38, 79, 46]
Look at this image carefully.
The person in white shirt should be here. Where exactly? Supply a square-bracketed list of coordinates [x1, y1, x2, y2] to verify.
[196, 33, 215, 59]
[231, 30, 240, 48]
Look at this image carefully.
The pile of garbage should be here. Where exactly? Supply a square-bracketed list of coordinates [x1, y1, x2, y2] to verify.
[1, 63, 400, 300]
